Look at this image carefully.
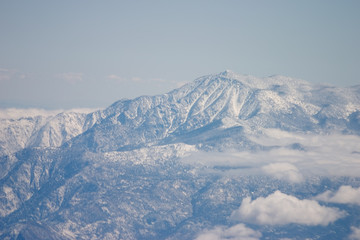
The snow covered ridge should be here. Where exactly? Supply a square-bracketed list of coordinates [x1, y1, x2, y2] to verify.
[1, 71, 360, 155]
[0, 108, 102, 156]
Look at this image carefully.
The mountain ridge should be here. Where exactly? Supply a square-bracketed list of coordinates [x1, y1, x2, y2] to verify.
[1, 71, 360, 155]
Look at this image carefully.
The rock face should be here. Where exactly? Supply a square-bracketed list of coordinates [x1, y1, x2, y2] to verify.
[0, 71, 360, 239]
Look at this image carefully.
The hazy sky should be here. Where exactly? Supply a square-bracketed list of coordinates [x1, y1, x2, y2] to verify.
[0, 0, 359, 109]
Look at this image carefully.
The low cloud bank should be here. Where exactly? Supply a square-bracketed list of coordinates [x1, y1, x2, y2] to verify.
[182, 129, 360, 180]
[195, 223, 261, 240]
[315, 186, 360, 205]
[231, 191, 346, 226]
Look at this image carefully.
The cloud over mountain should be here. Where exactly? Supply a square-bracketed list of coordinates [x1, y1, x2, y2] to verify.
[231, 191, 346, 226]
[315, 186, 360, 205]
[195, 224, 262, 240]
[261, 162, 303, 183]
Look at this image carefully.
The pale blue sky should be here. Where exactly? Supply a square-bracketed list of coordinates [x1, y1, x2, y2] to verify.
[0, 0, 359, 109]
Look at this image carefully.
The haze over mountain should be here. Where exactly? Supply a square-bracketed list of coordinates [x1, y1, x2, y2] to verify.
[0, 71, 360, 239]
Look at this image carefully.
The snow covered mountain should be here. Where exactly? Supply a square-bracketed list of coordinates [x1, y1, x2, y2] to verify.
[2, 70, 359, 154]
[0, 109, 102, 156]
[70, 70, 360, 152]
[1, 71, 360, 239]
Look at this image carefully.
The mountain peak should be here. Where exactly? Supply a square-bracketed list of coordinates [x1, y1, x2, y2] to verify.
[219, 69, 235, 76]
[217, 70, 245, 80]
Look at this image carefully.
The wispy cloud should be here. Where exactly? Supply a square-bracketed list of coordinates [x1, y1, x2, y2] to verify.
[57, 72, 83, 84]
[314, 186, 360, 205]
[0, 68, 17, 82]
[107, 74, 141, 83]
[195, 223, 262, 240]
[349, 226, 360, 240]
[230, 191, 346, 226]
[107, 74, 124, 82]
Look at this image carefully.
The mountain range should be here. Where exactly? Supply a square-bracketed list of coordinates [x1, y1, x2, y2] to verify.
[1, 71, 360, 239]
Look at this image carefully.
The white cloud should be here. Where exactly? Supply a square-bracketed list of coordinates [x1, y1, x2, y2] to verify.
[182, 131, 360, 180]
[107, 74, 141, 83]
[57, 72, 83, 84]
[314, 185, 360, 205]
[230, 191, 346, 226]
[107, 74, 124, 81]
[195, 223, 261, 240]
[262, 162, 303, 183]
[349, 226, 360, 240]
[0, 68, 13, 81]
